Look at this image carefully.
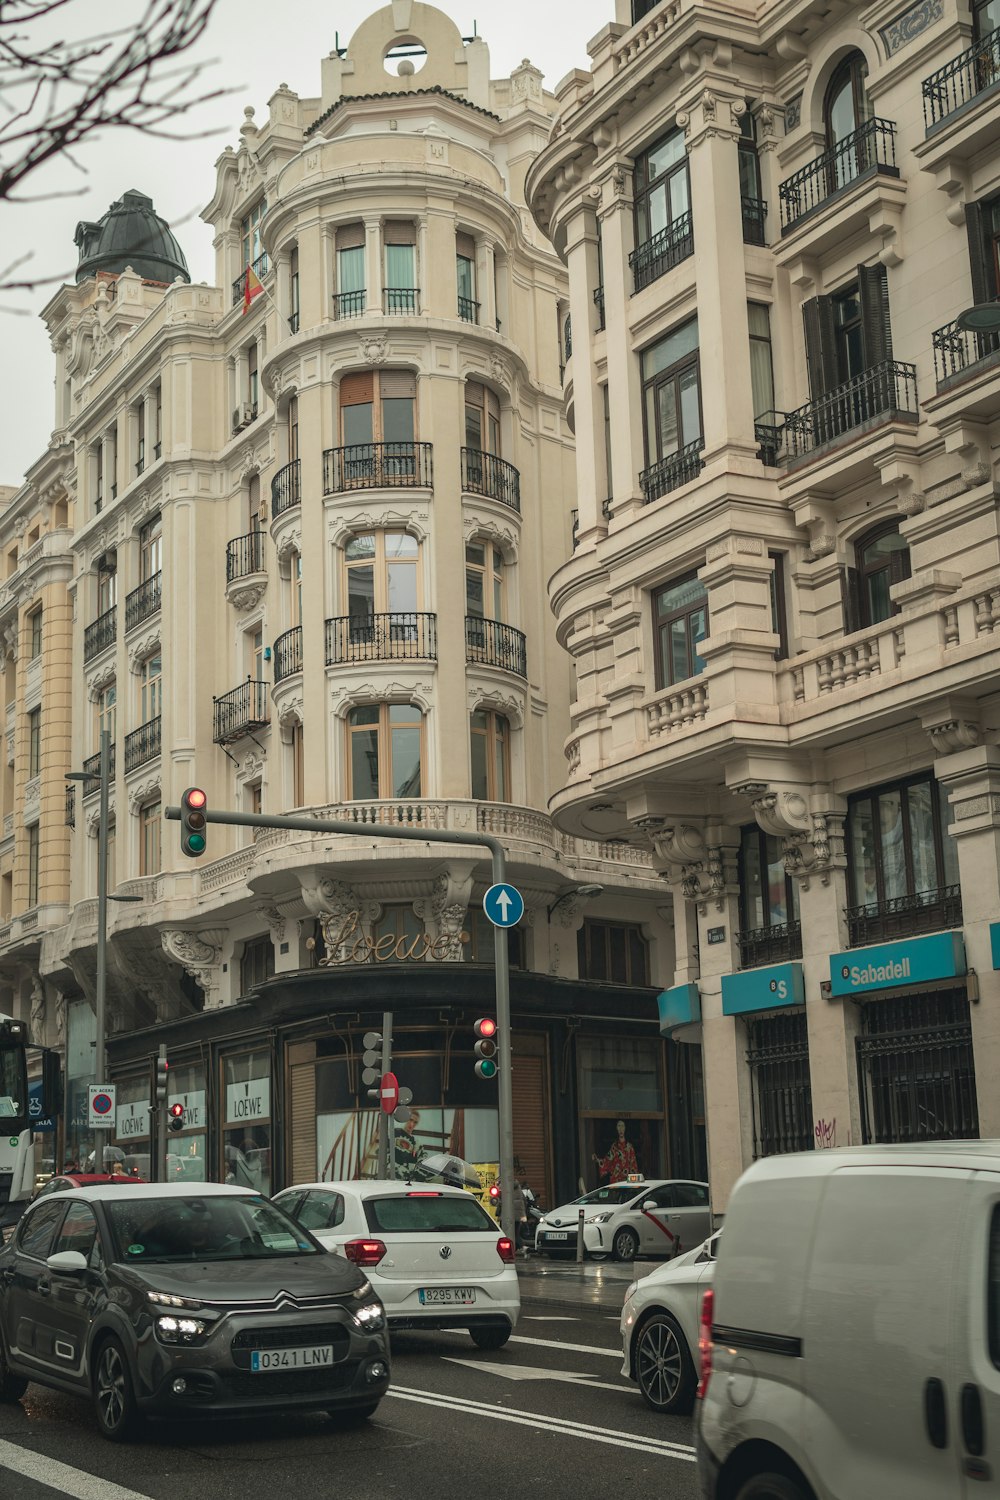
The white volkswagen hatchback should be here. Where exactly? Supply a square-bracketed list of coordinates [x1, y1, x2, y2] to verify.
[273, 1181, 519, 1350]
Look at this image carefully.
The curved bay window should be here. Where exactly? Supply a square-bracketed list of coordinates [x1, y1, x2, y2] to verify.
[847, 773, 961, 944]
[466, 540, 504, 622]
[652, 573, 708, 689]
[824, 51, 873, 189]
[738, 825, 801, 968]
[344, 531, 420, 649]
[339, 370, 416, 484]
[640, 318, 703, 501]
[348, 703, 423, 800]
[470, 709, 510, 802]
[465, 381, 501, 455]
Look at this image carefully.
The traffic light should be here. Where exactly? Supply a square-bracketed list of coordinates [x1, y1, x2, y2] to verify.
[362, 1029, 387, 1103]
[168, 1102, 185, 1133]
[155, 1053, 169, 1104]
[489, 1183, 501, 1207]
[180, 787, 208, 858]
[474, 1017, 498, 1080]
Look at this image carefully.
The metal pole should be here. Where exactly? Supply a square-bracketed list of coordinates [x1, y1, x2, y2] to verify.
[156, 1043, 168, 1185]
[490, 850, 515, 1244]
[93, 728, 110, 1172]
[378, 1010, 392, 1180]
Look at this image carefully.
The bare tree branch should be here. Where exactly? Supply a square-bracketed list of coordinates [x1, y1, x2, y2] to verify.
[0, 0, 231, 202]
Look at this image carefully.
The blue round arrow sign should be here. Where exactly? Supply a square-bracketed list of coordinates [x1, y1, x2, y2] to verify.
[483, 882, 524, 928]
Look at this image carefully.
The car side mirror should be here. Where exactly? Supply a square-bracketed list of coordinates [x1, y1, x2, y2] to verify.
[641, 1199, 657, 1213]
[46, 1250, 88, 1274]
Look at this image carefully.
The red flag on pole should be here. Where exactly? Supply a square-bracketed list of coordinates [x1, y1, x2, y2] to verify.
[242, 265, 264, 314]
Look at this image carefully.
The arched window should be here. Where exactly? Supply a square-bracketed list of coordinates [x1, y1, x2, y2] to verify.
[348, 703, 423, 799]
[853, 522, 911, 628]
[824, 52, 872, 189]
[470, 709, 510, 802]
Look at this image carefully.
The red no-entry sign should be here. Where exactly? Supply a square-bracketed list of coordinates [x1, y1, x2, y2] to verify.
[380, 1072, 399, 1114]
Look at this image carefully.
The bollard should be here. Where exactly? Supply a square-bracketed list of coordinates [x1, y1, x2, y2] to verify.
[576, 1205, 585, 1263]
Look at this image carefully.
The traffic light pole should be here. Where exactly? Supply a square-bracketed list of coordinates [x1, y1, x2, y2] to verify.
[165, 805, 517, 1241]
[379, 1011, 392, 1180]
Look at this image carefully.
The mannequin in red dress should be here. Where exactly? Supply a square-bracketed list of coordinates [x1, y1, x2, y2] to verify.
[593, 1119, 639, 1183]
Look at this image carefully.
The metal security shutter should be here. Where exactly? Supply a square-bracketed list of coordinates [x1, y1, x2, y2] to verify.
[858, 262, 893, 365]
[512, 1051, 550, 1207]
[289, 1060, 317, 1184]
[336, 222, 366, 250]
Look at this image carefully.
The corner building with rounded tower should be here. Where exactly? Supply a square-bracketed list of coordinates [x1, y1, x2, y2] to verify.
[0, 5, 696, 1206]
[528, 0, 1000, 1209]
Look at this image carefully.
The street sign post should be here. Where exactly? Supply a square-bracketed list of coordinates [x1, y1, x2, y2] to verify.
[380, 1072, 399, 1115]
[88, 1085, 116, 1131]
[483, 883, 524, 928]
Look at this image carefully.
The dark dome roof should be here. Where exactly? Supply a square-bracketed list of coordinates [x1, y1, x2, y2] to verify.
[74, 189, 190, 285]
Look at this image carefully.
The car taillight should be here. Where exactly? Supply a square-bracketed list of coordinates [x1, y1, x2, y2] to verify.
[697, 1287, 714, 1399]
[344, 1239, 387, 1267]
[496, 1236, 516, 1264]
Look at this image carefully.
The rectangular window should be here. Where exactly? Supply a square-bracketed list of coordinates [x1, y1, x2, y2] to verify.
[769, 551, 789, 660]
[634, 130, 690, 247]
[457, 232, 477, 320]
[240, 936, 275, 993]
[291, 723, 305, 807]
[96, 682, 116, 745]
[223, 1049, 271, 1195]
[153, 385, 162, 459]
[464, 381, 500, 455]
[139, 655, 162, 722]
[139, 515, 161, 582]
[738, 824, 801, 967]
[27, 707, 41, 777]
[135, 400, 145, 474]
[641, 319, 702, 488]
[97, 558, 117, 614]
[603, 384, 612, 505]
[470, 710, 510, 802]
[288, 396, 299, 463]
[29, 608, 42, 660]
[847, 774, 962, 941]
[289, 246, 300, 333]
[348, 703, 422, 799]
[27, 823, 39, 906]
[577, 920, 649, 986]
[384, 222, 416, 312]
[247, 342, 259, 412]
[139, 800, 161, 876]
[652, 573, 709, 689]
[335, 229, 366, 318]
[241, 198, 268, 274]
[748, 303, 775, 418]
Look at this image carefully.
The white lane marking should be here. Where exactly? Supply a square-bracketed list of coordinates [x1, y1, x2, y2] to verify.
[522, 1315, 579, 1321]
[0, 1440, 154, 1500]
[443, 1357, 624, 1392]
[387, 1387, 695, 1461]
[510, 1333, 621, 1359]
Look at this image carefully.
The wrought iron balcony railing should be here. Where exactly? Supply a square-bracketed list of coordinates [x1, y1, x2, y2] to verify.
[932, 314, 1000, 387]
[847, 886, 963, 947]
[460, 448, 521, 511]
[458, 295, 480, 323]
[741, 195, 768, 245]
[84, 605, 116, 663]
[124, 715, 161, 773]
[124, 572, 161, 632]
[923, 27, 1000, 129]
[323, 441, 433, 493]
[639, 439, 705, 502]
[65, 784, 76, 828]
[231, 253, 269, 306]
[273, 625, 302, 683]
[271, 458, 301, 516]
[779, 118, 898, 232]
[629, 211, 694, 293]
[594, 285, 605, 330]
[761, 361, 918, 463]
[739, 921, 803, 971]
[83, 745, 116, 781]
[332, 289, 366, 319]
[325, 612, 438, 665]
[465, 616, 527, 678]
[564, 316, 573, 361]
[227, 530, 265, 583]
[213, 680, 270, 744]
[383, 287, 418, 314]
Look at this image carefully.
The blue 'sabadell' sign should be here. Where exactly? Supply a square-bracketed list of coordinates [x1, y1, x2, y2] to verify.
[830, 930, 966, 998]
[991, 922, 1000, 971]
[722, 962, 804, 1016]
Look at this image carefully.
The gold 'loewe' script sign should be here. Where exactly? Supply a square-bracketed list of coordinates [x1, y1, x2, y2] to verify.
[317, 910, 468, 964]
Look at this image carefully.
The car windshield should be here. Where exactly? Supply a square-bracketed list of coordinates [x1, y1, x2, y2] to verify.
[105, 1195, 320, 1262]
[571, 1184, 645, 1208]
[363, 1193, 497, 1234]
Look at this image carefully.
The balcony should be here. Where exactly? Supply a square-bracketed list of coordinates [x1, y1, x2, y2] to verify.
[458, 295, 479, 324]
[65, 784, 76, 828]
[639, 439, 705, 502]
[214, 680, 270, 744]
[741, 195, 767, 246]
[465, 616, 527, 678]
[931, 316, 1000, 390]
[739, 921, 803, 971]
[323, 442, 433, 494]
[124, 571, 161, 632]
[923, 28, 1000, 131]
[594, 285, 605, 331]
[231, 253, 269, 307]
[779, 118, 898, 233]
[83, 745, 116, 782]
[325, 612, 438, 665]
[846, 887, 963, 947]
[271, 458, 301, 517]
[758, 361, 918, 466]
[226, 530, 265, 583]
[629, 211, 694, 293]
[332, 289, 366, 319]
[273, 625, 302, 683]
[124, 716, 161, 773]
[460, 448, 521, 512]
[83, 605, 116, 663]
[383, 287, 418, 315]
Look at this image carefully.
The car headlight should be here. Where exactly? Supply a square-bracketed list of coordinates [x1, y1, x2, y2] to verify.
[352, 1301, 386, 1332]
[351, 1279, 373, 1301]
[155, 1314, 208, 1344]
[587, 1212, 614, 1224]
[147, 1290, 203, 1311]
[623, 1281, 638, 1302]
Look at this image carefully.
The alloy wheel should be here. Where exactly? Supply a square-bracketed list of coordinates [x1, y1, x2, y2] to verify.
[636, 1318, 683, 1409]
[96, 1344, 126, 1433]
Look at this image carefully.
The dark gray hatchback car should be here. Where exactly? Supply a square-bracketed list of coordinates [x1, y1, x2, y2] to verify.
[0, 1183, 390, 1440]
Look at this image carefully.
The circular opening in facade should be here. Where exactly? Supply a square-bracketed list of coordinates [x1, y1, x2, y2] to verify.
[383, 39, 427, 76]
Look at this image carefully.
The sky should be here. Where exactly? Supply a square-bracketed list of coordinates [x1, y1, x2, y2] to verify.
[0, 0, 613, 488]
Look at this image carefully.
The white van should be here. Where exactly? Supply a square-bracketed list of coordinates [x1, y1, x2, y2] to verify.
[696, 1143, 1000, 1500]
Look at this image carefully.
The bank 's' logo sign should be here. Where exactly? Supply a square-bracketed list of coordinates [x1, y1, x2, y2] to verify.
[768, 978, 789, 999]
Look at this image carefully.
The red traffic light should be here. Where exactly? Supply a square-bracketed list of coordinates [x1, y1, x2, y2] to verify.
[474, 1017, 497, 1039]
[489, 1183, 501, 1201]
[168, 1102, 184, 1119]
[186, 788, 207, 810]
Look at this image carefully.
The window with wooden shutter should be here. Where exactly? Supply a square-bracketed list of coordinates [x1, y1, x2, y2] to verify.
[857, 262, 893, 367]
[966, 200, 1000, 304]
[840, 564, 863, 635]
[802, 296, 839, 399]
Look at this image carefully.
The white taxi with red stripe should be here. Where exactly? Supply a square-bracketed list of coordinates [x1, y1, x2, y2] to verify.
[273, 1181, 519, 1351]
[535, 1177, 711, 1262]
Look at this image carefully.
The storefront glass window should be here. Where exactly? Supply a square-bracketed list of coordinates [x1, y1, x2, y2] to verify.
[578, 1037, 661, 1112]
[166, 1060, 207, 1182]
[109, 1074, 150, 1176]
[223, 1049, 271, 1195]
[64, 999, 95, 1169]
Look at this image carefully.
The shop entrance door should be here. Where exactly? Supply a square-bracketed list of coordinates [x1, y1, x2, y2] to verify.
[512, 1034, 552, 1210]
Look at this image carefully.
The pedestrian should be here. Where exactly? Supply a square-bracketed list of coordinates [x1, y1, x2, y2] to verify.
[511, 1176, 528, 1256]
[62, 1157, 80, 1174]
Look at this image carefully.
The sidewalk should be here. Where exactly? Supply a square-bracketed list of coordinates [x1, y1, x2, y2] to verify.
[515, 1253, 661, 1313]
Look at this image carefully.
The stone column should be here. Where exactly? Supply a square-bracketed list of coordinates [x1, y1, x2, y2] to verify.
[479, 240, 495, 330]
[598, 170, 644, 517]
[364, 219, 382, 315]
[564, 202, 606, 543]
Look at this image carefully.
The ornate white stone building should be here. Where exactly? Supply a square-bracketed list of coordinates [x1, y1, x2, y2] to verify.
[528, 0, 1000, 1206]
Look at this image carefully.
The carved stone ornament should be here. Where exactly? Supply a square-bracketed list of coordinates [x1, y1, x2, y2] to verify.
[229, 582, 267, 613]
[161, 928, 225, 1002]
[277, 696, 303, 727]
[128, 631, 160, 674]
[650, 824, 735, 909]
[238, 445, 259, 482]
[733, 781, 844, 888]
[926, 719, 981, 754]
[242, 750, 265, 781]
[429, 865, 475, 961]
[86, 661, 117, 702]
[127, 778, 160, 815]
[30, 977, 46, 1046]
[360, 332, 388, 364]
[257, 903, 286, 943]
[86, 800, 116, 837]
